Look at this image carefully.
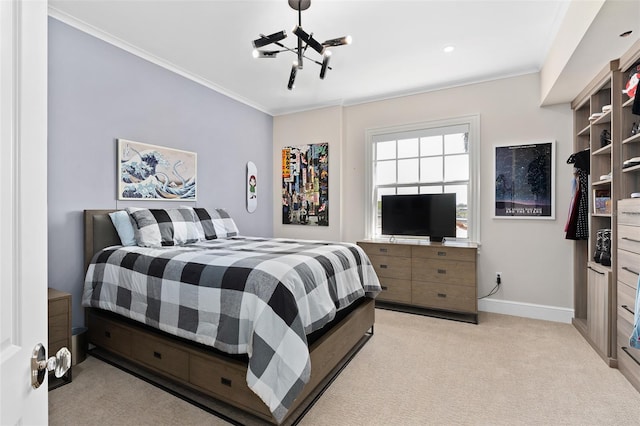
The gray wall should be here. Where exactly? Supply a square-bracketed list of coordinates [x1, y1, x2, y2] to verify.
[48, 18, 274, 327]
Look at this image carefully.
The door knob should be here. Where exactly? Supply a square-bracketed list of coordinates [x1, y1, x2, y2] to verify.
[31, 343, 71, 389]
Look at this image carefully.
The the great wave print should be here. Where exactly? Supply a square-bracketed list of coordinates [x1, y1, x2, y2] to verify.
[118, 139, 197, 200]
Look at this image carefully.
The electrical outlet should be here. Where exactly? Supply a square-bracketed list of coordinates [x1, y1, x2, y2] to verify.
[496, 272, 502, 284]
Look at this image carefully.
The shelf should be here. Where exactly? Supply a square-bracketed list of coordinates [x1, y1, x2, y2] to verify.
[593, 144, 612, 155]
[623, 97, 634, 108]
[592, 213, 612, 218]
[591, 110, 612, 125]
[578, 125, 591, 136]
[622, 133, 640, 145]
[592, 179, 612, 187]
[622, 164, 640, 173]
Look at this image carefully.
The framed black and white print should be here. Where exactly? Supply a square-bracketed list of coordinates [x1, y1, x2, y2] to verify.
[494, 141, 555, 219]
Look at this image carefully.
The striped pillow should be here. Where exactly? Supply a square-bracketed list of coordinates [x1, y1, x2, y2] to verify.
[126, 207, 200, 247]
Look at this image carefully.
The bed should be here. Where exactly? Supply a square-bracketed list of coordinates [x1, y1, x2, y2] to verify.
[82, 208, 380, 425]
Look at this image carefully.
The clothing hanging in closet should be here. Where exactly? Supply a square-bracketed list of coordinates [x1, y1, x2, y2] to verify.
[565, 149, 590, 240]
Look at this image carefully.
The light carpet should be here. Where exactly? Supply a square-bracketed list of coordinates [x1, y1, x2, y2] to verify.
[49, 309, 640, 425]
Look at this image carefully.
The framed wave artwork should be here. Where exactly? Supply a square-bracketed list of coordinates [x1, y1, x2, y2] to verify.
[118, 138, 197, 201]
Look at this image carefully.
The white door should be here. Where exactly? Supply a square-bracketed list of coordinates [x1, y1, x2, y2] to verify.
[0, 0, 49, 424]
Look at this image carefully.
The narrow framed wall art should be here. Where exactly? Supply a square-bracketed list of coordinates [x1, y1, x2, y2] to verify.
[282, 143, 328, 226]
[247, 161, 257, 213]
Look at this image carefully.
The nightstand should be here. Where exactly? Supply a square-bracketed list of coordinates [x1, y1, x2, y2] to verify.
[48, 288, 72, 390]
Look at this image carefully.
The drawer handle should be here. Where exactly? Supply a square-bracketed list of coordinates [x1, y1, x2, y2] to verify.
[379, 248, 388, 253]
[622, 211, 640, 215]
[153, 351, 162, 359]
[622, 304, 635, 316]
[221, 377, 232, 387]
[104, 331, 111, 338]
[622, 237, 640, 244]
[437, 293, 447, 298]
[437, 269, 446, 274]
[380, 285, 388, 291]
[587, 266, 605, 275]
[621, 347, 640, 367]
[622, 266, 640, 276]
[380, 264, 388, 269]
[437, 251, 446, 256]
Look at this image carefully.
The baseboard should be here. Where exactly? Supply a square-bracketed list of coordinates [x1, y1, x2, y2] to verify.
[478, 298, 574, 323]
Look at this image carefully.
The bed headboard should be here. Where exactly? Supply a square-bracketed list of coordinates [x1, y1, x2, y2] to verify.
[84, 209, 120, 270]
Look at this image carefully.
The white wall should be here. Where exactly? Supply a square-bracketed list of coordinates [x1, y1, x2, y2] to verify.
[274, 73, 575, 322]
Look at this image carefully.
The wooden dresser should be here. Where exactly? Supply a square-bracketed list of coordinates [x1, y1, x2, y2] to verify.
[48, 288, 72, 389]
[358, 239, 478, 323]
[616, 199, 640, 391]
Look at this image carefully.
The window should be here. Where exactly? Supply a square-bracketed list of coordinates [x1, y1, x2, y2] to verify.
[365, 115, 480, 241]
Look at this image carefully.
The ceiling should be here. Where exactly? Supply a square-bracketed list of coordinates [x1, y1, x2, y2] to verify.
[49, 0, 640, 116]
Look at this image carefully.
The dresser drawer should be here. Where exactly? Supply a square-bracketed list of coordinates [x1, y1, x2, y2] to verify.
[618, 281, 636, 324]
[412, 258, 476, 286]
[412, 281, 476, 313]
[376, 278, 411, 304]
[368, 254, 411, 280]
[412, 245, 476, 262]
[49, 298, 69, 318]
[617, 321, 640, 390]
[619, 225, 640, 255]
[132, 333, 189, 381]
[49, 313, 70, 344]
[618, 199, 640, 226]
[49, 339, 68, 357]
[617, 249, 640, 290]
[358, 242, 411, 258]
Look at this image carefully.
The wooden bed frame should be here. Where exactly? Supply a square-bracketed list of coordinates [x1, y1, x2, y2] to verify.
[83, 210, 376, 425]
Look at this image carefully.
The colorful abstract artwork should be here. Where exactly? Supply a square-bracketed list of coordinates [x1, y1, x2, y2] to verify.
[118, 139, 197, 201]
[282, 143, 328, 226]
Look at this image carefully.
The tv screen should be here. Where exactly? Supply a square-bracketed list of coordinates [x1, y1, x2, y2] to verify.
[381, 193, 457, 241]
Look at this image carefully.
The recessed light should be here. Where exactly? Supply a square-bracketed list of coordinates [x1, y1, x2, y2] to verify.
[443, 46, 455, 53]
[620, 30, 633, 37]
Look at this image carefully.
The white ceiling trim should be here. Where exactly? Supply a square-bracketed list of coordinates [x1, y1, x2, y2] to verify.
[49, 5, 540, 118]
[340, 69, 540, 110]
[48, 5, 274, 115]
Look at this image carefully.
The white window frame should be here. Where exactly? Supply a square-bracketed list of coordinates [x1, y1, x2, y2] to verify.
[364, 114, 481, 242]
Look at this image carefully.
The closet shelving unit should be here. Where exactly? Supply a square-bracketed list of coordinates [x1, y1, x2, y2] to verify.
[615, 40, 640, 392]
[572, 40, 640, 384]
[571, 59, 621, 366]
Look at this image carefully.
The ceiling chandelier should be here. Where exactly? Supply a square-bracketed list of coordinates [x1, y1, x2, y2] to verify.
[251, 0, 352, 90]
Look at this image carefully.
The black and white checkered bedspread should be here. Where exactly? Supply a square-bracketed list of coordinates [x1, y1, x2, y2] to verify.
[82, 236, 381, 422]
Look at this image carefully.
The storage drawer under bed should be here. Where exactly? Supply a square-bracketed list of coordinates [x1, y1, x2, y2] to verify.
[87, 312, 132, 357]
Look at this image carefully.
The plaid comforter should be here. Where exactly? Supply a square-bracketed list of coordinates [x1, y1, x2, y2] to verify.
[83, 236, 381, 423]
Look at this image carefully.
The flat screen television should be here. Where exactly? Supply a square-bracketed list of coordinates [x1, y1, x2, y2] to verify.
[381, 193, 457, 242]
